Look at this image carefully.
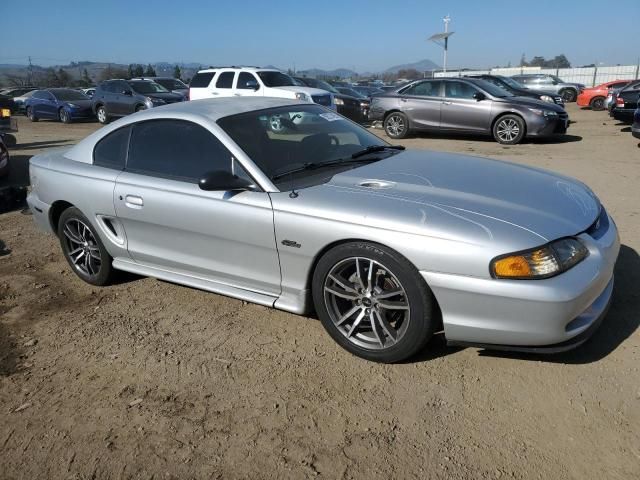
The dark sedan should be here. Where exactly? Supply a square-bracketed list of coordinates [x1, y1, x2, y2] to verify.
[465, 74, 564, 107]
[632, 102, 640, 139]
[0, 134, 9, 177]
[369, 77, 568, 144]
[25, 89, 94, 123]
[294, 77, 368, 123]
[610, 80, 640, 123]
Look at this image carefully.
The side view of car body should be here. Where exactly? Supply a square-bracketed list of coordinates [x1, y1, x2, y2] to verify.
[132, 77, 189, 99]
[577, 80, 630, 110]
[91, 79, 184, 124]
[294, 77, 368, 123]
[465, 74, 564, 106]
[25, 88, 93, 124]
[609, 80, 640, 123]
[369, 77, 568, 144]
[27, 98, 618, 363]
[512, 74, 584, 103]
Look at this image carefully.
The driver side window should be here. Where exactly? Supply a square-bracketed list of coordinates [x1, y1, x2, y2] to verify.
[445, 81, 479, 99]
[126, 120, 235, 183]
[237, 72, 259, 90]
[402, 81, 442, 97]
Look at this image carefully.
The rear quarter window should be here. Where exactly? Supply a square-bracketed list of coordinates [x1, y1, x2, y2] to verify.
[190, 72, 215, 88]
[93, 126, 131, 170]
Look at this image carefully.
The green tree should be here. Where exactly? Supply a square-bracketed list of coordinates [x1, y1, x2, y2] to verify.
[127, 64, 135, 79]
[57, 68, 71, 86]
[81, 68, 92, 85]
[173, 65, 182, 80]
[133, 64, 144, 77]
[145, 64, 156, 76]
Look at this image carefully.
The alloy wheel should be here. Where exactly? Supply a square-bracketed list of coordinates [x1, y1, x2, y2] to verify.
[496, 118, 520, 143]
[386, 114, 405, 137]
[62, 219, 102, 277]
[97, 108, 106, 123]
[60, 109, 69, 123]
[323, 257, 410, 350]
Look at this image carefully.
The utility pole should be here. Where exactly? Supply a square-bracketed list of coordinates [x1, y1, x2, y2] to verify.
[442, 15, 450, 73]
[28, 56, 33, 85]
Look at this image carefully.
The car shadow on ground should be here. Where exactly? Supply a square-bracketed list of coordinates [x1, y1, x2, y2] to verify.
[0, 320, 21, 377]
[620, 127, 631, 133]
[12, 139, 74, 151]
[0, 155, 30, 214]
[404, 132, 583, 144]
[475, 244, 640, 365]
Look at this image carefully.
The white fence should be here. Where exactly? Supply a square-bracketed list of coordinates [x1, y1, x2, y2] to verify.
[434, 65, 640, 87]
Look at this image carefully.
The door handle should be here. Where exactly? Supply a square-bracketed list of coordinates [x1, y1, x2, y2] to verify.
[400, 98, 408, 102]
[124, 195, 144, 209]
[212, 92, 219, 96]
[442, 101, 452, 105]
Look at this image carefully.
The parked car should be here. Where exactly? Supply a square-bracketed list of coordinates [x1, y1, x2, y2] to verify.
[12, 89, 37, 113]
[0, 86, 37, 98]
[131, 77, 189, 99]
[189, 67, 334, 109]
[0, 134, 9, 178]
[26, 97, 618, 362]
[511, 74, 584, 103]
[0, 94, 15, 113]
[25, 88, 93, 124]
[465, 74, 564, 106]
[0, 104, 18, 146]
[81, 88, 96, 98]
[609, 80, 640, 123]
[369, 77, 568, 144]
[577, 80, 630, 110]
[294, 77, 368, 123]
[352, 85, 384, 99]
[633, 102, 640, 139]
[91, 79, 184, 124]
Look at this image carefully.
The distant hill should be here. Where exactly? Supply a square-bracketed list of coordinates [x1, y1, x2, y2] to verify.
[384, 58, 440, 73]
[296, 68, 358, 79]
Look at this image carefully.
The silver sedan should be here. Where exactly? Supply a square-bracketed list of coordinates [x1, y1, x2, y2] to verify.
[27, 98, 619, 362]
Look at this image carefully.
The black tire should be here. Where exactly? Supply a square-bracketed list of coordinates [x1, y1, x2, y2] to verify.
[590, 96, 605, 111]
[135, 105, 146, 113]
[59, 108, 72, 124]
[26, 107, 38, 122]
[492, 114, 526, 145]
[57, 207, 115, 286]
[560, 89, 577, 103]
[96, 105, 109, 124]
[312, 241, 437, 363]
[383, 111, 409, 139]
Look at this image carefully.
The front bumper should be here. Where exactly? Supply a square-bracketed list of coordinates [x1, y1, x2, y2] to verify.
[611, 108, 635, 121]
[527, 113, 569, 137]
[69, 108, 95, 120]
[422, 211, 620, 350]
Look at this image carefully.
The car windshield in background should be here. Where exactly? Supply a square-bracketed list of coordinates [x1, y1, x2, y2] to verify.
[338, 88, 366, 99]
[301, 78, 340, 94]
[129, 81, 169, 94]
[51, 89, 89, 101]
[550, 75, 564, 84]
[500, 76, 524, 89]
[156, 79, 187, 90]
[473, 79, 515, 97]
[257, 71, 296, 87]
[218, 105, 394, 187]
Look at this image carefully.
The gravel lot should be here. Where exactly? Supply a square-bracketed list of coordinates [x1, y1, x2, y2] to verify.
[1, 105, 639, 479]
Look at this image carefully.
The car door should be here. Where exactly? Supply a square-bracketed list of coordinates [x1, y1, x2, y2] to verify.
[440, 80, 492, 132]
[234, 72, 262, 97]
[210, 70, 236, 98]
[112, 81, 134, 116]
[113, 118, 281, 296]
[39, 91, 57, 118]
[397, 80, 443, 130]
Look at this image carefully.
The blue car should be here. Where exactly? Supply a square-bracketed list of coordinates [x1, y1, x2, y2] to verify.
[25, 88, 94, 124]
[633, 101, 640, 139]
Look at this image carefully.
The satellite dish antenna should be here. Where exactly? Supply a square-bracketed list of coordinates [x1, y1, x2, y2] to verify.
[428, 15, 454, 73]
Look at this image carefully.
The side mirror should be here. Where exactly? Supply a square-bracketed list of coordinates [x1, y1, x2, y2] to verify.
[473, 92, 486, 101]
[122, 90, 133, 96]
[199, 170, 254, 191]
[246, 80, 259, 91]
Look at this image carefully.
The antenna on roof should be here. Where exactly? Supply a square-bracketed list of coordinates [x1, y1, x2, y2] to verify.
[428, 15, 454, 73]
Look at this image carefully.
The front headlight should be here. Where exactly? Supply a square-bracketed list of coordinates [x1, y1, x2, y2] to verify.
[491, 238, 589, 279]
[528, 107, 558, 118]
[295, 92, 311, 102]
[540, 95, 554, 103]
[334, 97, 344, 106]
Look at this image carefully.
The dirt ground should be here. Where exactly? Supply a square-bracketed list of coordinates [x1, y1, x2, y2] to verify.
[1, 106, 639, 480]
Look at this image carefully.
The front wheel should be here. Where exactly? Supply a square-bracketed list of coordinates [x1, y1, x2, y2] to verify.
[26, 107, 38, 122]
[312, 242, 437, 363]
[96, 105, 109, 124]
[58, 207, 115, 286]
[560, 89, 577, 103]
[493, 114, 525, 145]
[59, 108, 71, 124]
[384, 112, 409, 139]
[590, 96, 605, 111]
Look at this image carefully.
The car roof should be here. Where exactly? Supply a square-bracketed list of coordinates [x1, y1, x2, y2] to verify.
[196, 67, 274, 73]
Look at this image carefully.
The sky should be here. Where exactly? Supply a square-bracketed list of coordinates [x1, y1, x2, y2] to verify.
[2, 0, 639, 72]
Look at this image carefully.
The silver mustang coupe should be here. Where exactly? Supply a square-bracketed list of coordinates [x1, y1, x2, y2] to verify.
[27, 98, 619, 363]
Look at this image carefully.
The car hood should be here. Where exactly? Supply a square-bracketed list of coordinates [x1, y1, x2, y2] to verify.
[316, 150, 599, 242]
[65, 99, 93, 109]
[145, 92, 184, 101]
[277, 86, 332, 96]
[500, 96, 566, 112]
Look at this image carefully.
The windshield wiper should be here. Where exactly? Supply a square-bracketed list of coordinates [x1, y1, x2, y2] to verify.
[271, 157, 382, 181]
[350, 144, 405, 159]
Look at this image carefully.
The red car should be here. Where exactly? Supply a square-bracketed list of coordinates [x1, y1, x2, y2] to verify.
[577, 80, 630, 110]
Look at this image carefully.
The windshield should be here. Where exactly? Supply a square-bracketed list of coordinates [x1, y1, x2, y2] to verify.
[128, 81, 169, 94]
[299, 78, 340, 94]
[473, 79, 514, 98]
[155, 78, 187, 90]
[257, 71, 296, 87]
[51, 89, 89, 101]
[337, 87, 366, 99]
[550, 75, 564, 84]
[218, 105, 392, 188]
[499, 76, 523, 89]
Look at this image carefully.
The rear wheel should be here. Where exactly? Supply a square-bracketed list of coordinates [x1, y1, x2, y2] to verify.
[493, 114, 525, 145]
[59, 108, 71, 124]
[57, 207, 115, 286]
[312, 241, 436, 363]
[135, 105, 146, 113]
[560, 89, 577, 103]
[384, 112, 409, 139]
[96, 105, 109, 124]
[590, 96, 605, 111]
[26, 107, 38, 122]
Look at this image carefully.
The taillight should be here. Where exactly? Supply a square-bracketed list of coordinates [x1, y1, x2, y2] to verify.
[616, 97, 624, 107]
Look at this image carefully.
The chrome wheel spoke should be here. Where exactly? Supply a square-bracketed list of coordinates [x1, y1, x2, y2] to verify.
[324, 286, 359, 301]
[369, 312, 385, 347]
[328, 274, 358, 294]
[347, 310, 366, 337]
[374, 288, 403, 300]
[63, 219, 101, 277]
[64, 225, 83, 244]
[376, 299, 409, 310]
[374, 310, 398, 344]
[336, 305, 360, 326]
